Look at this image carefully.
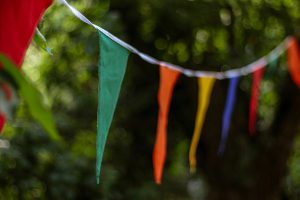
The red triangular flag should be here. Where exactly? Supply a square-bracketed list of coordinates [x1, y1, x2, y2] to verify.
[0, 113, 6, 133]
[249, 67, 264, 135]
[0, 0, 53, 67]
[153, 65, 180, 184]
[287, 37, 300, 87]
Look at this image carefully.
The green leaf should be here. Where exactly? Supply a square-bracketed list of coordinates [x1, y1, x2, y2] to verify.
[0, 54, 61, 141]
[33, 29, 53, 55]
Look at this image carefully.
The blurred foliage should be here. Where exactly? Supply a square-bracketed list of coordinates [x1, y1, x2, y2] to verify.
[0, 54, 60, 142]
[0, 0, 300, 199]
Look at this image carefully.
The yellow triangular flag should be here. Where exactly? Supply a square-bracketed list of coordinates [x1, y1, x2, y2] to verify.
[189, 77, 215, 173]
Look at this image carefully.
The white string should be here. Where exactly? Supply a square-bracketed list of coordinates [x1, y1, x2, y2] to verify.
[59, 0, 292, 80]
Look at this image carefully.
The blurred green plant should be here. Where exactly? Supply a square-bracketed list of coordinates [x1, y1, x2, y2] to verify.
[0, 54, 60, 141]
[33, 29, 53, 56]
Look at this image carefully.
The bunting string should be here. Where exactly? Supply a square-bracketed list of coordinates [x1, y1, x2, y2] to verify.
[2, 0, 300, 187]
[59, 0, 291, 80]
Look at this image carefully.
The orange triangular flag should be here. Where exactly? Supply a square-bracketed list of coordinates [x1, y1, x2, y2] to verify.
[287, 37, 300, 87]
[153, 65, 180, 184]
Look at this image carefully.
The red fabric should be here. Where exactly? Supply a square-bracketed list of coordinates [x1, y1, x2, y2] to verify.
[153, 65, 180, 184]
[249, 67, 264, 135]
[0, 113, 6, 133]
[0, 0, 53, 67]
[287, 37, 300, 88]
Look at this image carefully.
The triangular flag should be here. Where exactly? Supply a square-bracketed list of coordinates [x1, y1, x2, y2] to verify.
[189, 77, 215, 173]
[0, 0, 53, 135]
[287, 37, 300, 87]
[265, 54, 278, 79]
[153, 65, 180, 184]
[96, 31, 129, 183]
[0, 113, 5, 133]
[218, 77, 240, 155]
[249, 67, 264, 135]
[0, 0, 53, 67]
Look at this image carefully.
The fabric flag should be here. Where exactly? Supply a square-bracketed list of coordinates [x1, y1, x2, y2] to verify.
[218, 77, 240, 155]
[287, 37, 300, 88]
[96, 31, 129, 183]
[0, 0, 53, 67]
[0, 0, 52, 134]
[249, 68, 264, 135]
[0, 113, 5, 133]
[265, 54, 278, 79]
[153, 65, 180, 184]
[189, 77, 215, 173]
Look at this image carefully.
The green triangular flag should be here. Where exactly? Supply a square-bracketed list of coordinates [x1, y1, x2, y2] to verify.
[96, 31, 129, 183]
[266, 53, 278, 79]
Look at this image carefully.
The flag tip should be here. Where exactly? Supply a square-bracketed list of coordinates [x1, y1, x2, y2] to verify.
[155, 180, 161, 185]
[218, 146, 225, 156]
[190, 166, 196, 174]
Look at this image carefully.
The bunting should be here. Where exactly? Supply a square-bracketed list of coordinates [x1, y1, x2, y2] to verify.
[0, 0, 55, 134]
[0, 113, 5, 133]
[96, 31, 130, 183]
[189, 77, 215, 172]
[3, 0, 300, 186]
[56, 0, 300, 184]
[249, 68, 265, 135]
[265, 55, 278, 79]
[153, 65, 180, 184]
[218, 77, 240, 155]
[57, 0, 300, 184]
[0, 0, 53, 67]
[287, 37, 300, 87]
